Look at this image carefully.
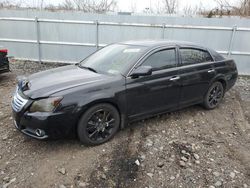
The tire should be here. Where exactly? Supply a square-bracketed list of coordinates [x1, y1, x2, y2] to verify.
[77, 103, 120, 146]
[203, 81, 224, 110]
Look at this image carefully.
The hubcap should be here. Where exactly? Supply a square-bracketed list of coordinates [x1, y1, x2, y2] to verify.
[208, 84, 223, 108]
[86, 109, 115, 141]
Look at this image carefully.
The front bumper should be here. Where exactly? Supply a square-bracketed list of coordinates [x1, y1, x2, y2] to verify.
[11, 90, 77, 140]
[14, 120, 48, 139]
[13, 109, 77, 140]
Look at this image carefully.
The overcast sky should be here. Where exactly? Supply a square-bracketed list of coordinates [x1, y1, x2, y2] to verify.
[117, 0, 215, 12]
[3, 0, 240, 13]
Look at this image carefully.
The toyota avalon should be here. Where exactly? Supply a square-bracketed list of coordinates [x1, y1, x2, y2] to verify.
[12, 40, 238, 145]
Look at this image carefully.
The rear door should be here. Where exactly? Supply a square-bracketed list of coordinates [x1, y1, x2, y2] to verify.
[125, 47, 181, 119]
[178, 47, 215, 107]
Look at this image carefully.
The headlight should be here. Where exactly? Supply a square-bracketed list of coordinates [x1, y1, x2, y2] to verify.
[29, 97, 63, 112]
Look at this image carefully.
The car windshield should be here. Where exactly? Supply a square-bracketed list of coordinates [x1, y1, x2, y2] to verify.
[79, 44, 146, 75]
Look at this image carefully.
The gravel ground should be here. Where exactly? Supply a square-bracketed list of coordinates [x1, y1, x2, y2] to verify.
[0, 60, 250, 188]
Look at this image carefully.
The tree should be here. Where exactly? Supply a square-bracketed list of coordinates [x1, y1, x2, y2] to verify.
[212, 0, 250, 17]
[60, 0, 75, 10]
[154, 0, 178, 14]
[163, 0, 178, 14]
[183, 5, 200, 16]
[62, 0, 117, 13]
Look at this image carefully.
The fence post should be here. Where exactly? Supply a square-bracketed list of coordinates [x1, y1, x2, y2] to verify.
[95, 20, 99, 50]
[162, 23, 165, 39]
[228, 25, 237, 57]
[35, 16, 42, 63]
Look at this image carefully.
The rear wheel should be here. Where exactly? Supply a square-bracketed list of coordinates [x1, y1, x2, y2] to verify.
[77, 103, 120, 146]
[203, 81, 224, 109]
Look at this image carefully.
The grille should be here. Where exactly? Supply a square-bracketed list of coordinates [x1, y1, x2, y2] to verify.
[12, 91, 28, 112]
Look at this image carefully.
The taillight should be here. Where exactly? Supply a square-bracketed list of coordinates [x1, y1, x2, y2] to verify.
[0, 49, 8, 57]
[0, 49, 8, 54]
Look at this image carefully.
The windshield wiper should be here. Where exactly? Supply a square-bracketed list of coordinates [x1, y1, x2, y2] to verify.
[79, 65, 98, 73]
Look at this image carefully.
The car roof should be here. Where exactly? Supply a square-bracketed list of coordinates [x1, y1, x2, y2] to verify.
[119, 40, 205, 49]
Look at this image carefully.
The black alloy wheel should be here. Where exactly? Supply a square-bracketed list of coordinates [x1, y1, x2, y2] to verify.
[77, 103, 120, 145]
[204, 81, 224, 109]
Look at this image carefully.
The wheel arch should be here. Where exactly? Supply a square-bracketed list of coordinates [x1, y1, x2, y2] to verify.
[75, 99, 126, 131]
[210, 75, 227, 91]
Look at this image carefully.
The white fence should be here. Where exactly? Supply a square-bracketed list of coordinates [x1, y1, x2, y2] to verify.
[0, 10, 249, 75]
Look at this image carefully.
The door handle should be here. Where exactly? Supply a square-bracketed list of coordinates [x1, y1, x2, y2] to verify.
[169, 76, 180, 81]
[208, 69, 215, 73]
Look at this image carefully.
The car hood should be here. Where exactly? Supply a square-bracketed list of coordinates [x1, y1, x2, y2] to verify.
[22, 65, 108, 99]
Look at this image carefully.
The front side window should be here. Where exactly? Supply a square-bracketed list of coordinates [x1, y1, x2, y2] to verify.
[180, 48, 213, 65]
[142, 48, 176, 71]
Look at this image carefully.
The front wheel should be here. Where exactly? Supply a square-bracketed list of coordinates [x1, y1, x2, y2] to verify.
[203, 81, 224, 110]
[77, 103, 120, 146]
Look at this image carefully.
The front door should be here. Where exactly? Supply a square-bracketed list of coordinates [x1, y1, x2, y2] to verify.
[125, 47, 181, 119]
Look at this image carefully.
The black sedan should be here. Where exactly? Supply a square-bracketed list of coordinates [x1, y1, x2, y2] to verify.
[12, 40, 238, 145]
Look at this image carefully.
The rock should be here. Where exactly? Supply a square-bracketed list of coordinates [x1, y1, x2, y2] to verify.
[229, 172, 235, 179]
[207, 169, 212, 172]
[135, 159, 140, 166]
[103, 166, 108, 172]
[58, 168, 66, 175]
[170, 176, 175, 180]
[234, 170, 240, 174]
[214, 181, 222, 187]
[213, 171, 220, 177]
[3, 178, 16, 188]
[79, 182, 89, 188]
[146, 173, 154, 178]
[101, 173, 107, 180]
[59, 185, 67, 188]
[157, 161, 164, 168]
[209, 186, 215, 188]
[146, 139, 153, 147]
[179, 161, 186, 167]
[193, 153, 200, 160]
[243, 184, 248, 188]
[140, 155, 146, 161]
[3, 176, 10, 182]
[188, 119, 194, 124]
[181, 156, 188, 162]
[195, 160, 200, 164]
[181, 150, 186, 154]
[2, 135, 8, 141]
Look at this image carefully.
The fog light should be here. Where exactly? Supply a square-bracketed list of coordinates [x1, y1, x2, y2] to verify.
[35, 129, 45, 137]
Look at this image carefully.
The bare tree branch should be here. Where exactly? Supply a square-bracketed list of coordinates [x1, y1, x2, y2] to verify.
[163, 0, 178, 14]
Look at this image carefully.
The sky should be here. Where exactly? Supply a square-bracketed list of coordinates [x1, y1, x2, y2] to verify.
[3, 0, 239, 13]
[117, 0, 216, 12]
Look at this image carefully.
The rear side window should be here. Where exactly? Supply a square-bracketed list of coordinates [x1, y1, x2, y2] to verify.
[142, 48, 176, 71]
[180, 48, 213, 65]
[209, 49, 225, 61]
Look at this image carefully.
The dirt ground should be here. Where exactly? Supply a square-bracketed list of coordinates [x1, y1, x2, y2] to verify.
[0, 61, 250, 188]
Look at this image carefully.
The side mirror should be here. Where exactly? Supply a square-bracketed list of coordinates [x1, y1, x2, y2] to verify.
[130, 66, 152, 78]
